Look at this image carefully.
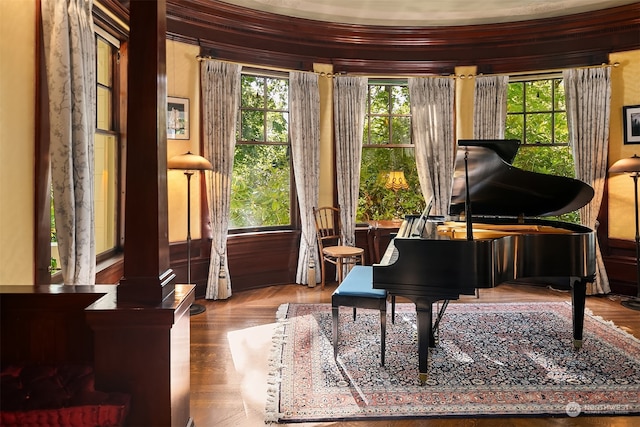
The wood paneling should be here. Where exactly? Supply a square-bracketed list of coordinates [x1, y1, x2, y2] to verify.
[0, 286, 111, 364]
[226, 231, 300, 292]
[170, 229, 381, 297]
[86, 284, 194, 427]
[165, 1, 639, 74]
[117, 0, 175, 304]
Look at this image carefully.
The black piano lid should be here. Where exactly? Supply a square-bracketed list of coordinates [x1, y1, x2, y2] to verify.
[449, 139, 595, 218]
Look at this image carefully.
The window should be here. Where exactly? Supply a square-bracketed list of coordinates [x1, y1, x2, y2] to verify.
[94, 33, 119, 256]
[505, 77, 578, 222]
[359, 81, 423, 221]
[49, 29, 123, 279]
[230, 73, 292, 230]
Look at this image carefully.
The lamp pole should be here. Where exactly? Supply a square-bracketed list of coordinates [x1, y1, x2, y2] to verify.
[623, 170, 640, 310]
[168, 151, 213, 315]
[185, 170, 194, 284]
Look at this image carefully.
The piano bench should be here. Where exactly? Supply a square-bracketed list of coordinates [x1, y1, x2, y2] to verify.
[332, 265, 387, 366]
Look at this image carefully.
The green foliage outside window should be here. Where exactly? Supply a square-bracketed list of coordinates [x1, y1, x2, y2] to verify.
[229, 74, 580, 229]
[231, 144, 290, 228]
[358, 148, 424, 221]
[231, 75, 291, 229]
[506, 78, 579, 224]
[358, 83, 425, 221]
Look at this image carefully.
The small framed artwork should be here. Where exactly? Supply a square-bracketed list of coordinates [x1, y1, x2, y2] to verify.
[623, 104, 640, 145]
[167, 96, 190, 140]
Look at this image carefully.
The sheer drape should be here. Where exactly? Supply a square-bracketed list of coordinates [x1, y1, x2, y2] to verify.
[563, 67, 612, 295]
[201, 60, 241, 299]
[474, 75, 509, 139]
[290, 72, 321, 285]
[41, 0, 96, 285]
[334, 76, 368, 246]
[408, 77, 456, 216]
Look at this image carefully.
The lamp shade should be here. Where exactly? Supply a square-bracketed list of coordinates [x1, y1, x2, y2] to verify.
[385, 171, 409, 191]
[609, 154, 640, 174]
[168, 151, 213, 171]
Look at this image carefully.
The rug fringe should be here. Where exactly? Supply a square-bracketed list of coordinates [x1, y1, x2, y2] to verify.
[264, 303, 289, 423]
[585, 306, 640, 344]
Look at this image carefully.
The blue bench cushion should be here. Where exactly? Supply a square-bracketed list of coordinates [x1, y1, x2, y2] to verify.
[332, 266, 386, 299]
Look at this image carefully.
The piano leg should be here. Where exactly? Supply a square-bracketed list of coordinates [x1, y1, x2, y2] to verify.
[414, 299, 434, 385]
[571, 277, 588, 349]
[332, 305, 339, 359]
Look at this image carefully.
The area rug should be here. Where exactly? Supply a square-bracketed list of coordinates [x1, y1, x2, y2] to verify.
[265, 302, 640, 423]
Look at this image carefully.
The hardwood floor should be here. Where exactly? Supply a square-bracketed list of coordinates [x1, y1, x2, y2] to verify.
[189, 282, 640, 427]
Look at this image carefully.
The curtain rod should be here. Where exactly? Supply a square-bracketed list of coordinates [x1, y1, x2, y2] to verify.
[196, 55, 619, 80]
[454, 61, 620, 79]
[196, 55, 344, 78]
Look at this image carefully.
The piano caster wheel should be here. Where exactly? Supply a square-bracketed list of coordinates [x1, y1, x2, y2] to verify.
[573, 339, 583, 349]
[419, 373, 428, 385]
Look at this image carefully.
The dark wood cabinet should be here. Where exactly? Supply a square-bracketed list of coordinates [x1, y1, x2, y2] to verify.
[367, 220, 403, 264]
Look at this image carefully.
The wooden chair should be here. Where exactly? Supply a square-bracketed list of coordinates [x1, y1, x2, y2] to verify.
[313, 206, 365, 290]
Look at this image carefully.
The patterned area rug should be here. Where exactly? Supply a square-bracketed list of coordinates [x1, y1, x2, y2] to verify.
[265, 302, 640, 423]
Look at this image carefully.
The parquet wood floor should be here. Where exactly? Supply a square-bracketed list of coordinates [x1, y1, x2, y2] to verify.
[190, 282, 640, 427]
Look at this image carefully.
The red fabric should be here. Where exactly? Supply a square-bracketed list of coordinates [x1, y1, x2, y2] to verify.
[1, 364, 130, 427]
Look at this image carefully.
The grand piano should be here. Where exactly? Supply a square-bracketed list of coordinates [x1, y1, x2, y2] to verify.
[373, 139, 596, 384]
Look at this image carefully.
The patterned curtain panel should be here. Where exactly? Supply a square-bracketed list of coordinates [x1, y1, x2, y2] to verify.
[290, 72, 321, 285]
[563, 67, 612, 295]
[408, 77, 456, 217]
[473, 75, 509, 139]
[201, 60, 241, 300]
[41, 0, 96, 285]
[333, 76, 367, 246]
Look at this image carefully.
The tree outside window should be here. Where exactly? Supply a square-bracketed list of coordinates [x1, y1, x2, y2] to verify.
[231, 74, 292, 230]
[358, 81, 424, 222]
[506, 77, 578, 223]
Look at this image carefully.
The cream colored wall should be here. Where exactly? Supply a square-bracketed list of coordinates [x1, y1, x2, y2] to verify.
[608, 49, 640, 241]
[166, 40, 203, 242]
[455, 66, 478, 140]
[0, 1, 36, 285]
[314, 63, 335, 208]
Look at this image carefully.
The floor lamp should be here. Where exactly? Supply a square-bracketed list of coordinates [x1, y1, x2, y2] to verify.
[168, 151, 213, 316]
[609, 154, 640, 311]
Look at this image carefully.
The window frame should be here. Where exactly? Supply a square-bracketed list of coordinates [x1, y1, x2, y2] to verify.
[359, 79, 424, 222]
[362, 79, 413, 149]
[94, 30, 122, 263]
[506, 75, 568, 147]
[229, 70, 297, 234]
[505, 75, 579, 223]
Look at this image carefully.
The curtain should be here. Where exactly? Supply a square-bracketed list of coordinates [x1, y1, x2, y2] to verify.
[563, 67, 612, 295]
[474, 75, 509, 139]
[201, 59, 241, 299]
[290, 71, 321, 285]
[333, 76, 368, 246]
[408, 77, 456, 217]
[41, 0, 96, 285]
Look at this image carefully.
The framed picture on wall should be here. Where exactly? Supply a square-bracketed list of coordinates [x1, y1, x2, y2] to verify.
[623, 104, 640, 145]
[167, 96, 190, 140]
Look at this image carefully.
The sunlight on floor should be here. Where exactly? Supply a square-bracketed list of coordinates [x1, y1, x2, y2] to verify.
[227, 323, 277, 417]
[525, 351, 586, 383]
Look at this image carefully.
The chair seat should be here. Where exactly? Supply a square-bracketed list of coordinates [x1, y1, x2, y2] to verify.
[323, 245, 365, 258]
[332, 265, 386, 299]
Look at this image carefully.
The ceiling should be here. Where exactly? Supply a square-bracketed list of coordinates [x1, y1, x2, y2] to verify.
[218, 0, 638, 26]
